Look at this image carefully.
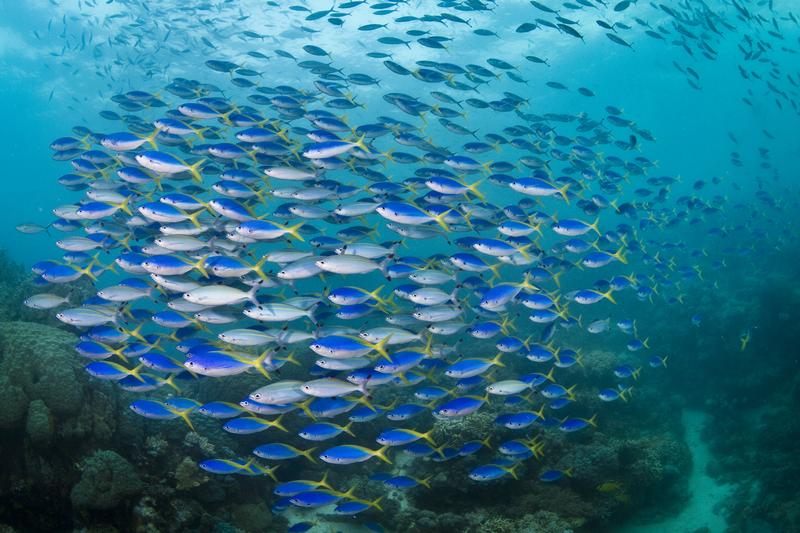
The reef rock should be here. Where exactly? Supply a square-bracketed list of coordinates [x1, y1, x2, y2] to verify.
[25, 399, 53, 446]
[71, 450, 143, 510]
[0, 321, 83, 421]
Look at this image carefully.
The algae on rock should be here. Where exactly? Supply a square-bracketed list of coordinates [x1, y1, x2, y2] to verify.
[71, 450, 144, 510]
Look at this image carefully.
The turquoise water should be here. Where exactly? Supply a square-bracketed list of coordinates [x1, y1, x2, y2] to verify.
[0, 1, 798, 532]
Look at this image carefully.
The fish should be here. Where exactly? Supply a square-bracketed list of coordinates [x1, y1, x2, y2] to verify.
[539, 468, 573, 482]
[17, 0, 778, 523]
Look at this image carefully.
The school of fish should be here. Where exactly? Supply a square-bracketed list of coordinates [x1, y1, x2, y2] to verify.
[17, 0, 799, 529]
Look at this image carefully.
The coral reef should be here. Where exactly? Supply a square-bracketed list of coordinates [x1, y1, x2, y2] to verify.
[0, 251, 795, 533]
[0, 245, 285, 531]
[71, 450, 144, 510]
[0, 317, 278, 532]
[0, 250, 34, 322]
[432, 409, 497, 443]
[231, 503, 274, 531]
[0, 321, 85, 423]
[175, 456, 208, 491]
[25, 399, 53, 447]
[390, 507, 575, 533]
[0, 317, 694, 533]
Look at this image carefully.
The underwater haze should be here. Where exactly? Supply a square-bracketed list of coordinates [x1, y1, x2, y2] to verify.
[0, 0, 799, 532]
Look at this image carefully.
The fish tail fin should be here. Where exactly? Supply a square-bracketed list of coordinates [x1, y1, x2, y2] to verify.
[246, 283, 262, 306]
[369, 495, 385, 511]
[467, 179, 485, 201]
[254, 187, 269, 207]
[115, 195, 134, 216]
[285, 222, 305, 241]
[301, 447, 317, 463]
[558, 183, 571, 203]
[118, 322, 144, 344]
[587, 414, 598, 427]
[283, 351, 301, 367]
[250, 254, 271, 281]
[534, 443, 546, 460]
[339, 486, 358, 500]
[613, 247, 628, 264]
[491, 352, 505, 368]
[373, 445, 392, 464]
[488, 262, 503, 283]
[633, 367, 642, 380]
[78, 262, 99, 283]
[516, 243, 532, 260]
[420, 428, 437, 446]
[78, 134, 92, 150]
[275, 127, 291, 143]
[500, 313, 516, 334]
[192, 126, 207, 142]
[252, 349, 272, 380]
[185, 208, 205, 228]
[660, 356, 668, 367]
[163, 373, 181, 393]
[342, 421, 356, 437]
[431, 210, 451, 232]
[128, 363, 145, 383]
[353, 133, 370, 153]
[565, 467, 574, 478]
[370, 334, 392, 358]
[425, 329, 441, 354]
[432, 442, 448, 460]
[107, 343, 129, 364]
[565, 384, 578, 400]
[620, 386, 631, 402]
[545, 367, 556, 382]
[305, 304, 318, 325]
[144, 129, 160, 149]
[590, 216, 601, 235]
[380, 292, 401, 314]
[602, 289, 617, 304]
[270, 414, 288, 433]
[506, 464, 520, 480]
[188, 158, 205, 183]
[519, 272, 538, 292]
[296, 398, 316, 421]
[423, 397, 439, 410]
[193, 254, 209, 278]
[239, 457, 256, 472]
[481, 436, 493, 450]
[367, 284, 388, 306]
[264, 464, 280, 483]
[356, 394, 375, 411]
[173, 408, 195, 431]
[318, 470, 332, 490]
[220, 109, 236, 125]
[379, 148, 396, 164]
